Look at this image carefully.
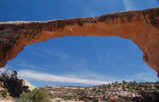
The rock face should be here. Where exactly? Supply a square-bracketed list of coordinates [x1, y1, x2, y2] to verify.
[22, 80, 36, 91]
[0, 8, 159, 77]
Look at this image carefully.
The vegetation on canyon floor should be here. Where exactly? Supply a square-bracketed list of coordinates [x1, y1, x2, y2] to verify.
[0, 69, 159, 102]
[45, 81, 159, 102]
[15, 88, 51, 102]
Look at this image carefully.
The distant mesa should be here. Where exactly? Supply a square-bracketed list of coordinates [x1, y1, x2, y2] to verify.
[0, 8, 159, 77]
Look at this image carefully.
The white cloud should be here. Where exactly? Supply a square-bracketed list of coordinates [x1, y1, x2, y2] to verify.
[1, 62, 158, 85]
[123, 0, 159, 11]
[17, 70, 111, 85]
[122, 0, 134, 10]
[17, 69, 158, 86]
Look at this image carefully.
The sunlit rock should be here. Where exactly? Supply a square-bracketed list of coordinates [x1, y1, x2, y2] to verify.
[0, 8, 159, 77]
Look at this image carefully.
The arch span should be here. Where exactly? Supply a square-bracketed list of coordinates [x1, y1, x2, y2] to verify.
[0, 8, 159, 77]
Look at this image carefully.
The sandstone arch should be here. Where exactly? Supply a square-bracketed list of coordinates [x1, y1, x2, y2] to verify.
[0, 8, 159, 77]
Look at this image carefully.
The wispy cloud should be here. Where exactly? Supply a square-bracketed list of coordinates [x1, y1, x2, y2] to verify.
[17, 69, 158, 85]
[19, 60, 44, 70]
[1, 63, 158, 85]
[18, 70, 111, 85]
[130, 72, 158, 82]
[122, 0, 134, 10]
[34, 46, 70, 60]
[123, 0, 159, 11]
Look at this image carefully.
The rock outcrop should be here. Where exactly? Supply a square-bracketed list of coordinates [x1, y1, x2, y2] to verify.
[0, 8, 159, 77]
[22, 80, 36, 91]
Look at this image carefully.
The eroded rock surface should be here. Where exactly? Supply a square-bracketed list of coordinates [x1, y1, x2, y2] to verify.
[22, 79, 36, 91]
[0, 8, 159, 77]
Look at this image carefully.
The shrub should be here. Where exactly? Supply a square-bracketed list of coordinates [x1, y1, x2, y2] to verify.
[15, 91, 33, 102]
[60, 95, 74, 101]
[20, 91, 32, 100]
[1, 88, 8, 98]
[17, 88, 51, 102]
[32, 88, 51, 102]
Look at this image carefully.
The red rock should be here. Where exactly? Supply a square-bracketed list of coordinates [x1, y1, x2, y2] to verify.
[0, 8, 159, 77]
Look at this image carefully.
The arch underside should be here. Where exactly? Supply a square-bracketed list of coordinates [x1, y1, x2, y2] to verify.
[0, 8, 159, 77]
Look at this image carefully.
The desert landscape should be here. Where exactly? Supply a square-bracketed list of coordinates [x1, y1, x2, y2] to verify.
[0, 72, 159, 102]
[44, 81, 159, 102]
[1, 0, 159, 102]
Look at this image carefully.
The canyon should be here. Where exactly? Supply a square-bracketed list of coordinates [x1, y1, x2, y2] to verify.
[0, 8, 159, 77]
[44, 81, 159, 102]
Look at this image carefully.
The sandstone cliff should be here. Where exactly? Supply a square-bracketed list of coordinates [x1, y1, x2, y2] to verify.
[0, 8, 159, 77]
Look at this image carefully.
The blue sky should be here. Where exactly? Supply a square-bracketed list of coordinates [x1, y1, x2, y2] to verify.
[0, 0, 159, 87]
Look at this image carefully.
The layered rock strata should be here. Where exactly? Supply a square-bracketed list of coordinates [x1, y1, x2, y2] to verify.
[0, 8, 159, 76]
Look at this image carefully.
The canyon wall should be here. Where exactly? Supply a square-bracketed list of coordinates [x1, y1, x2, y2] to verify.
[0, 8, 159, 77]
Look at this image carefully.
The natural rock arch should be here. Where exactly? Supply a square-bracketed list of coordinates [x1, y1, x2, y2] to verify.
[0, 8, 159, 77]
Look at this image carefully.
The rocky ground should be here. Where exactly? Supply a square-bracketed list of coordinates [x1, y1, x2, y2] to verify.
[44, 81, 159, 102]
[1, 79, 159, 102]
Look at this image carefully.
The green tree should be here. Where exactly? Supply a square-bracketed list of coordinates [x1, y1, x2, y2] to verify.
[0, 69, 29, 97]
